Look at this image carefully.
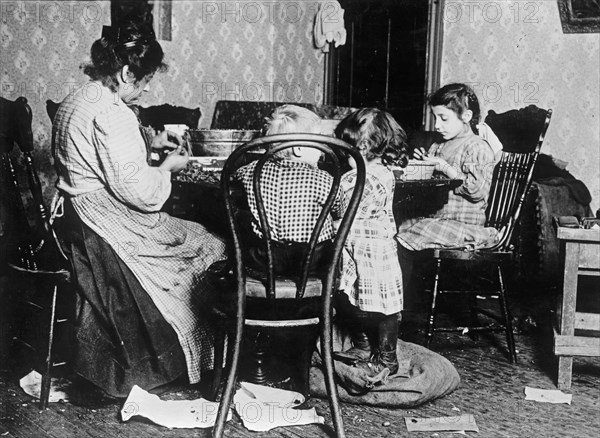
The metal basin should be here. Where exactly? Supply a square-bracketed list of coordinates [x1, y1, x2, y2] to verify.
[187, 129, 260, 156]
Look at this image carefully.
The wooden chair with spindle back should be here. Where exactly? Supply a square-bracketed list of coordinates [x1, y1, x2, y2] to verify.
[1, 96, 72, 409]
[425, 106, 552, 363]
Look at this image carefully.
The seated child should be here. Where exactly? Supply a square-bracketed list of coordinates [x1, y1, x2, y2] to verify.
[233, 104, 345, 276]
[396, 83, 499, 291]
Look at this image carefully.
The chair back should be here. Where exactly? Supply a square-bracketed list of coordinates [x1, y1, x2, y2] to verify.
[0, 96, 66, 271]
[221, 133, 366, 304]
[484, 106, 552, 250]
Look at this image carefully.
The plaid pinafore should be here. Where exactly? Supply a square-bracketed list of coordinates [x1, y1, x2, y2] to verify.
[338, 164, 403, 315]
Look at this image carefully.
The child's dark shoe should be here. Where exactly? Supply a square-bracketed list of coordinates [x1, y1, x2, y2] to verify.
[333, 331, 371, 363]
[373, 345, 399, 376]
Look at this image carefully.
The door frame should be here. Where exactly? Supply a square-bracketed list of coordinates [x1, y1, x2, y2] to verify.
[423, 0, 445, 130]
[323, 0, 445, 130]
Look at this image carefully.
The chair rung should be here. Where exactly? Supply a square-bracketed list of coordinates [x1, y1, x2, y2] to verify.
[434, 325, 506, 333]
[12, 337, 35, 350]
[25, 300, 44, 310]
[439, 290, 501, 296]
[245, 317, 319, 327]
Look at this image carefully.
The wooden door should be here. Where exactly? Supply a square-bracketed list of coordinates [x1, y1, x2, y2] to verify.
[329, 0, 443, 133]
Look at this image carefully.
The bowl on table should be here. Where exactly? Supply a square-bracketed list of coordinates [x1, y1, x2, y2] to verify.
[393, 160, 436, 181]
[187, 129, 260, 157]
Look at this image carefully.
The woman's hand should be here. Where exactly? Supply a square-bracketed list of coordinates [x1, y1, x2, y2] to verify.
[159, 145, 189, 173]
[152, 130, 184, 151]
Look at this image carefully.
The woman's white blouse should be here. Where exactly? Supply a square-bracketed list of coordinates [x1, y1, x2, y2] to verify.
[52, 82, 227, 384]
[53, 82, 171, 211]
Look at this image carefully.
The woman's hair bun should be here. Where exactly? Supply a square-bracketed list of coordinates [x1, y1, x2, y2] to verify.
[83, 18, 165, 92]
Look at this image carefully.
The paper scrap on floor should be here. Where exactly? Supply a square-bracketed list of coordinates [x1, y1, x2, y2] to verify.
[524, 386, 572, 404]
[404, 414, 479, 433]
[19, 370, 71, 403]
[120, 385, 229, 428]
[234, 382, 324, 432]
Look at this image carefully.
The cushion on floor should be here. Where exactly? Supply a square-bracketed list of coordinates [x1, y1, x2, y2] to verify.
[309, 337, 460, 408]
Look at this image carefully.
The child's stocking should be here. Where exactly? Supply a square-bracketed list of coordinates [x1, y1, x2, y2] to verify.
[376, 313, 399, 375]
[333, 292, 373, 361]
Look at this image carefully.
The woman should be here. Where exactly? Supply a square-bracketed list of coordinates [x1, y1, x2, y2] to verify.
[52, 18, 226, 399]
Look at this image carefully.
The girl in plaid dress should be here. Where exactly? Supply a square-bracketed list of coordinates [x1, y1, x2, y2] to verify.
[396, 84, 499, 291]
[334, 108, 409, 383]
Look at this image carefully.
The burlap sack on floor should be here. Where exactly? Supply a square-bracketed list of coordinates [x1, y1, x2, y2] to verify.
[309, 339, 460, 408]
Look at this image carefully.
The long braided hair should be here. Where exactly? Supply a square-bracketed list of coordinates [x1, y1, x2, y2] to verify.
[428, 83, 481, 135]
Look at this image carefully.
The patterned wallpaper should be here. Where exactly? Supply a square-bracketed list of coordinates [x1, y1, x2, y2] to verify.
[0, 0, 326, 201]
[440, 0, 600, 211]
[1, 1, 112, 202]
[2, 0, 598, 212]
[143, 0, 326, 125]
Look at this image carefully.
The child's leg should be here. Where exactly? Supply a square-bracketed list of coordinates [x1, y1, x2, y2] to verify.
[333, 292, 373, 360]
[376, 312, 400, 374]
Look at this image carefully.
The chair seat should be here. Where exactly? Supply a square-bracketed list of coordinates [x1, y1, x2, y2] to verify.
[246, 277, 323, 328]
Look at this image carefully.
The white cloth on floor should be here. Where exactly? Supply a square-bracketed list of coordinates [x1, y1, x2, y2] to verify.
[524, 386, 572, 404]
[233, 382, 324, 432]
[19, 370, 71, 403]
[120, 385, 229, 428]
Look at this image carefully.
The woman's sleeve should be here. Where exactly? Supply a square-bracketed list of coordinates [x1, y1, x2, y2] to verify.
[93, 106, 172, 212]
[454, 138, 497, 202]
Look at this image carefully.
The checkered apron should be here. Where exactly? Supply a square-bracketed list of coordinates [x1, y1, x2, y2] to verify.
[53, 83, 227, 383]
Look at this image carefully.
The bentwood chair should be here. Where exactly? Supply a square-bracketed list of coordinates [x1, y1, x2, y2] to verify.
[425, 106, 553, 363]
[207, 134, 366, 438]
[1, 96, 71, 409]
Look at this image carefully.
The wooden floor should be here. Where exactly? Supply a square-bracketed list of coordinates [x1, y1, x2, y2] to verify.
[1, 301, 599, 438]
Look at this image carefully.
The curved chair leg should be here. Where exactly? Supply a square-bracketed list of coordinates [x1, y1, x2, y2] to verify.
[210, 323, 226, 401]
[40, 283, 58, 410]
[212, 317, 244, 438]
[321, 320, 345, 438]
[297, 327, 318, 396]
[469, 294, 480, 341]
[426, 259, 442, 349]
[497, 266, 518, 364]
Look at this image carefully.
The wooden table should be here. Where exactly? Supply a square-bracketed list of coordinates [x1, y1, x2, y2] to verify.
[393, 177, 463, 222]
[554, 225, 600, 390]
[171, 168, 462, 230]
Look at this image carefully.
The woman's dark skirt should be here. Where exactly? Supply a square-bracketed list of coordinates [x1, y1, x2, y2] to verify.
[60, 200, 187, 398]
